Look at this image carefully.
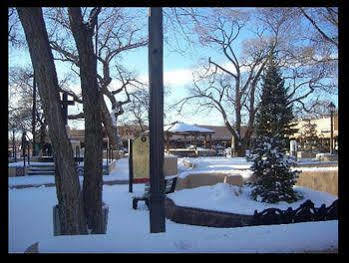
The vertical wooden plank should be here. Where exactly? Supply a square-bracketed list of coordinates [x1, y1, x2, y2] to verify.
[128, 139, 133, 193]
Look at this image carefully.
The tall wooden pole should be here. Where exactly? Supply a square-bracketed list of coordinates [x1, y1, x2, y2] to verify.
[12, 129, 16, 161]
[148, 7, 165, 233]
[330, 110, 334, 154]
[128, 139, 133, 193]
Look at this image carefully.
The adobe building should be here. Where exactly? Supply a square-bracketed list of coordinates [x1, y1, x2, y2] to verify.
[291, 113, 338, 153]
[33, 126, 113, 160]
[31, 112, 337, 159]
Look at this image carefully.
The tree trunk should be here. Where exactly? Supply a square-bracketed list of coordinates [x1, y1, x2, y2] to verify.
[17, 7, 87, 235]
[68, 8, 104, 234]
[38, 118, 47, 157]
[100, 98, 119, 149]
[231, 134, 245, 157]
[32, 72, 37, 156]
[234, 94, 245, 157]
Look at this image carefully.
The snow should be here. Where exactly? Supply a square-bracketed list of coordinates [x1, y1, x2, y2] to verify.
[9, 159, 128, 187]
[9, 161, 55, 168]
[8, 156, 338, 253]
[168, 183, 336, 215]
[293, 167, 338, 172]
[165, 122, 214, 133]
[9, 183, 338, 253]
[8, 159, 110, 168]
[178, 157, 253, 180]
[9, 157, 337, 187]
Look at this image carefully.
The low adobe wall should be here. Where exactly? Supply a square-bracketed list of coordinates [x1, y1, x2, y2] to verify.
[296, 170, 338, 196]
[175, 173, 243, 191]
[8, 167, 28, 177]
[164, 197, 253, 228]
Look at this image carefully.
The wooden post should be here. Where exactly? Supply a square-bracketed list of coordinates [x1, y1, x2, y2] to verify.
[128, 139, 133, 193]
[27, 142, 30, 165]
[12, 129, 16, 161]
[22, 131, 26, 167]
[330, 110, 334, 154]
[148, 7, 165, 233]
[165, 132, 170, 152]
[60, 92, 75, 125]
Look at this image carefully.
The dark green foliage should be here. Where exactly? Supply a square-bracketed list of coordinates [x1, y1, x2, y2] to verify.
[250, 55, 302, 203]
[254, 58, 298, 150]
[300, 120, 319, 152]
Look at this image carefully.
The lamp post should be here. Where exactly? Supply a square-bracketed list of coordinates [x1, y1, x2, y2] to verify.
[12, 128, 16, 162]
[328, 102, 336, 154]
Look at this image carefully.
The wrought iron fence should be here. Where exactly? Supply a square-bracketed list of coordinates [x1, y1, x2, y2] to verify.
[252, 199, 338, 226]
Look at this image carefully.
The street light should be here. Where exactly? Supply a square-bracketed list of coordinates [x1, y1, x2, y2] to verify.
[328, 102, 336, 154]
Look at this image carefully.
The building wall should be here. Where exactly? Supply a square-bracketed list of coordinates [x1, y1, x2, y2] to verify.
[292, 114, 338, 139]
[296, 170, 338, 196]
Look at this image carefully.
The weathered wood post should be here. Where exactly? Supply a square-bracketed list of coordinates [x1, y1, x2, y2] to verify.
[22, 131, 26, 167]
[128, 139, 133, 193]
[148, 7, 166, 233]
[12, 129, 16, 161]
[60, 92, 75, 125]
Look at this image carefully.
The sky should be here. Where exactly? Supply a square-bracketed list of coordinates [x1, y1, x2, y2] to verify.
[8, 7, 338, 131]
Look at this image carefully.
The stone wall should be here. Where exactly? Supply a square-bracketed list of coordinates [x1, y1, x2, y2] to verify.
[8, 167, 28, 177]
[164, 197, 253, 228]
[296, 170, 338, 196]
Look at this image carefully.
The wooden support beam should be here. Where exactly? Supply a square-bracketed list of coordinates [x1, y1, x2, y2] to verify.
[148, 7, 165, 233]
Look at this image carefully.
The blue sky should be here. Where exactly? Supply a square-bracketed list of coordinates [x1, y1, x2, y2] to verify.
[9, 7, 338, 130]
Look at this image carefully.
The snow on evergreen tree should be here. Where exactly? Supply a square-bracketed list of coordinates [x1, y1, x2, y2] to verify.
[249, 54, 302, 203]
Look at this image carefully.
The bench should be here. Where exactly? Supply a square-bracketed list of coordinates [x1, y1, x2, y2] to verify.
[132, 177, 178, 210]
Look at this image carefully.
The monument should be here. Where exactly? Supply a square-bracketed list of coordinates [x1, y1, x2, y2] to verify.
[290, 140, 297, 159]
[132, 135, 178, 182]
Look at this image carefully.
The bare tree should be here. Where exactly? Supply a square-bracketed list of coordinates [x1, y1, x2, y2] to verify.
[299, 7, 338, 48]
[8, 8, 25, 47]
[68, 7, 104, 234]
[173, 8, 275, 156]
[173, 8, 337, 156]
[45, 7, 148, 149]
[17, 7, 87, 235]
[9, 66, 46, 152]
[257, 8, 338, 111]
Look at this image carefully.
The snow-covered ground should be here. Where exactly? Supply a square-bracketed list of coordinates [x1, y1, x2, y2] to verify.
[8, 159, 110, 167]
[169, 183, 336, 215]
[8, 157, 338, 253]
[9, 182, 338, 253]
[8, 159, 129, 187]
[8, 157, 338, 187]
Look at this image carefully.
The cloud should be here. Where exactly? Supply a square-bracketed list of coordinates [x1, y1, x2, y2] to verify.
[139, 68, 194, 87]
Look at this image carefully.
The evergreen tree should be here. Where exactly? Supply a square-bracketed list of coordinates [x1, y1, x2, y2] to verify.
[249, 54, 301, 203]
[300, 120, 319, 152]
